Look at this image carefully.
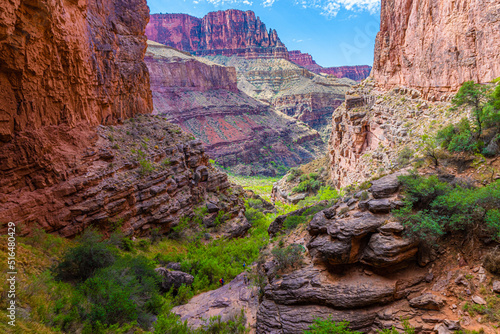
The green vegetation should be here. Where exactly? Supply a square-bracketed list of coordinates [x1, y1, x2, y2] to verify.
[292, 173, 323, 193]
[436, 80, 500, 155]
[287, 167, 303, 182]
[393, 172, 500, 242]
[272, 243, 305, 273]
[397, 146, 414, 167]
[304, 319, 361, 334]
[228, 174, 281, 201]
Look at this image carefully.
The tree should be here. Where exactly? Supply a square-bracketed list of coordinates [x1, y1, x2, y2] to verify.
[418, 134, 440, 167]
[451, 81, 489, 137]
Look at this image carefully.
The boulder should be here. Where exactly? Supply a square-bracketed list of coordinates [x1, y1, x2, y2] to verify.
[224, 211, 251, 238]
[409, 293, 445, 310]
[361, 233, 419, 267]
[206, 202, 220, 213]
[156, 268, 194, 291]
[378, 222, 404, 235]
[166, 262, 182, 271]
[367, 199, 392, 213]
[472, 295, 486, 305]
[370, 173, 401, 199]
[493, 280, 500, 294]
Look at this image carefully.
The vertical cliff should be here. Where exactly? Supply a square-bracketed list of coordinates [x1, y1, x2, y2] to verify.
[0, 0, 153, 142]
[146, 10, 289, 59]
[373, 0, 500, 98]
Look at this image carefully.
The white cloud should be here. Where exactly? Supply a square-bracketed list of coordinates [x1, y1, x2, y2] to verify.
[292, 38, 304, 42]
[262, 0, 275, 7]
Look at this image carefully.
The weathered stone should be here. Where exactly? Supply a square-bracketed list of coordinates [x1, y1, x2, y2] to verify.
[378, 222, 404, 235]
[206, 202, 220, 213]
[224, 211, 252, 239]
[493, 280, 500, 294]
[156, 268, 194, 291]
[367, 199, 392, 213]
[269, 201, 328, 237]
[409, 293, 445, 310]
[472, 295, 486, 305]
[370, 174, 401, 199]
[166, 262, 182, 271]
[361, 233, 419, 267]
[433, 323, 452, 334]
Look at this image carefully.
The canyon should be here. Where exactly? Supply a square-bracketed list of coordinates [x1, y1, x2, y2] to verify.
[145, 41, 325, 175]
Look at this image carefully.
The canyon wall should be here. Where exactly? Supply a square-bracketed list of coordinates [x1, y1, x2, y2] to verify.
[289, 50, 371, 81]
[146, 10, 289, 59]
[0, 0, 153, 142]
[145, 41, 325, 176]
[373, 0, 500, 97]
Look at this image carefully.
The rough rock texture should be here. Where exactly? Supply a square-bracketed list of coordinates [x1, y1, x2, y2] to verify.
[0, 0, 153, 142]
[327, 79, 466, 188]
[156, 268, 194, 291]
[373, 0, 500, 98]
[289, 50, 372, 81]
[145, 41, 326, 176]
[0, 116, 245, 237]
[207, 56, 354, 139]
[173, 273, 259, 331]
[146, 10, 289, 60]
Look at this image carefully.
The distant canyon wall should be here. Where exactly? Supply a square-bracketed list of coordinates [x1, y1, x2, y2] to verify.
[289, 50, 372, 81]
[373, 0, 500, 97]
[146, 10, 289, 60]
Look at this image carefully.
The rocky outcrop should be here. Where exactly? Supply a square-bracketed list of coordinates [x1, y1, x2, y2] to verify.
[288, 50, 371, 81]
[0, 0, 153, 142]
[173, 272, 259, 331]
[146, 10, 289, 60]
[327, 79, 464, 188]
[156, 268, 194, 291]
[373, 0, 500, 98]
[208, 56, 354, 139]
[0, 116, 245, 237]
[145, 41, 326, 176]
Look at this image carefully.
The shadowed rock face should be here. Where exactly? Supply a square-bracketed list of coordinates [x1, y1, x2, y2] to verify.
[0, 0, 153, 142]
[146, 10, 289, 60]
[0, 116, 245, 237]
[373, 0, 500, 98]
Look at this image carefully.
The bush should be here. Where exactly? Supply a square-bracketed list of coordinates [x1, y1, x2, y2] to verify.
[272, 243, 305, 272]
[304, 318, 361, 334]
[81, 256, 162, 329]
[55, 230, 115, 281]
[283, 215, 307, 231]
[287, 168, 303, 182]
[394, 174, 500, 241]
[397, 146, 414, 166]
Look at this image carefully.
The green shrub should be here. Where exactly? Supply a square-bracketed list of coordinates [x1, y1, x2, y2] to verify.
[272, 244, 305, 272]
[397, 146, 414, 166]
[139, 158, 155, 175]
[304, 318, 361, 334]
[55, 230, 115, 281]
[283, 215, 307, 231]
[287, 168, 303, 182]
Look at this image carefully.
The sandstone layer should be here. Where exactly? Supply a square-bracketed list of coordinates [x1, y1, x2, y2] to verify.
[0, 0, 153, 142]
[207, 55, 354, 139]
[146, 10, 288, 60]
[145, 41, 325, 176]
[373, 0, 500, 98]
[0, 115, 245, 237]
[289, 50, 372, 81]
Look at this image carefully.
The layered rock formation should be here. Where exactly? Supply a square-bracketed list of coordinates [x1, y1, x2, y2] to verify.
[0, 0, 153, 142]
[145, 41, 325, 175]
[373, 0, 500, 98]
[207, 55, 354, 139]
[289, 50, 372, 81]
[327, 79, 465, 188]
[0, 115, 246, 237]
[146, 10, 289, 60]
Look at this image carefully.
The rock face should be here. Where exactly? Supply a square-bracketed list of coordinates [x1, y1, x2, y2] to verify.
[145, 41, 326, 176]
[327, 79, 464, 188]
[156, 268, 195, 291]
[0, 116, 245, 237]
[289, 50, 372, 81]
[207, 56, 354, 139]
[0, 0, 153, 142]
[146, 10, 289, 60]
[173, 273, 259, 331]
[373, 0, 500, 98]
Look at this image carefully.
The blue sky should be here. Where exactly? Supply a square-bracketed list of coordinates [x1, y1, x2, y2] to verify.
[147, 0, 381, 67]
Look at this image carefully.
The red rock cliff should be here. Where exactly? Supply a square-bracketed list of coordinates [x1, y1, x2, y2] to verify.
[0, 0, 153, 142]
[146, 10, 289, 60]
[289, 50, 371, 81]
[373, 0, 500, 97]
